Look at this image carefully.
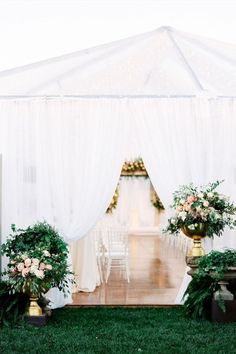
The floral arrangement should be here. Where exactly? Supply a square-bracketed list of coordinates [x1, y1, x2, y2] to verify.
[106, 187, 119, 214]
[164, 180, 236, 238]
[151, 191, 164, 211]
[1, 222, 73, 296]
[121, 158, 147, 175]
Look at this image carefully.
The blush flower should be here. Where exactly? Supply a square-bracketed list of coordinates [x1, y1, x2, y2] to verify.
[35, 269, 45, 279]
[22, 268, 30, 277]
[43, 250, 51, 257]
[39, 262, 46, 270]
[17, 263, 24, 272]
[24, 258, 32, 267]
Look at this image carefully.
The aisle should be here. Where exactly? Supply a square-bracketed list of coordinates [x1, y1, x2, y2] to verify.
[72, 235, 186, 305]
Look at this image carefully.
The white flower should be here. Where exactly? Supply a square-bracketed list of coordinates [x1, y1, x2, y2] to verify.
[21, 254, 28, 260]
[32, 258, 40, 266]
[188, 224, 195, 230]
[35, 269, 45, 279]
[207, 192, 214, 198]
[203, 201, 209, 207]
[198, 193, 204, 199]
[45, 264, 52, 270]
[170, 218, 176, 224]
[43, 250, 51, 257]
[30, 265, 38, 274]
[17, 263, 24, 272]
[180, 199, 185, 205]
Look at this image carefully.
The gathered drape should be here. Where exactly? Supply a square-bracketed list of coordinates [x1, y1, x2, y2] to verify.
[1, 96, 236, 306]
[0, 98, 128, 242]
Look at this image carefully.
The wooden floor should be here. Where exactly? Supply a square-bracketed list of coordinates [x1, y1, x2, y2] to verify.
[72, 235, 186, 306]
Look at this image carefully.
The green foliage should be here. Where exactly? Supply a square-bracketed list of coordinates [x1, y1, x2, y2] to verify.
[164, 180, 236, 238]
[183, 249, 236, 319]
[1, 222, 73, 296]
[0, 281, 28, 327]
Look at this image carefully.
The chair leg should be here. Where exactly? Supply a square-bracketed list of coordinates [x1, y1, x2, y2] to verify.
[105, 257, 111, 283]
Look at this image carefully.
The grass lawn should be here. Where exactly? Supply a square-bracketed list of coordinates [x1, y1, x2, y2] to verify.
[1, 307, 236, 354]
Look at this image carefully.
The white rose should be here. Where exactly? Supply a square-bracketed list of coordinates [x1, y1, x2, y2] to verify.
[30, 265, 38, 274]
[207, 192, 214, 198]
[203, 201, 209, 207]
[32, 258, 40, 266]
[198, 193, 204, 199]
[35, 269, 45, 279]
[45, 264, 52, 270]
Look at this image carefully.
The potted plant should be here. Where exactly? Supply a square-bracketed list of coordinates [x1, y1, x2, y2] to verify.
[0, 222, 73, 321]
[164, 180, 236, 256]
[183, 249, 236, 320]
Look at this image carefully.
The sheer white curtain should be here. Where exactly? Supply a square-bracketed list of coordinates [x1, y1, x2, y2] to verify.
[115, 177, 155, 230]
[130, 97, 236, 303]
[0, 98, 128, 306]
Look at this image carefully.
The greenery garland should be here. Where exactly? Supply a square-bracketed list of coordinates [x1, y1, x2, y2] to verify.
[151, 191, 165, 211]
[106, 158, 164, 214]
[121, 158, 147, 174]
[106, 188, 119, 214]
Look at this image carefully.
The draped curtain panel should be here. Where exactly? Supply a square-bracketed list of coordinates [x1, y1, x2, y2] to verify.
[1, 97, 236, 306]
[0, 98, 128, 243]
[115, 177, 156, 229]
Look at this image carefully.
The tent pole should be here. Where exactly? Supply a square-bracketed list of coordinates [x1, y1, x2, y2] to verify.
[166, 28, 204, 91]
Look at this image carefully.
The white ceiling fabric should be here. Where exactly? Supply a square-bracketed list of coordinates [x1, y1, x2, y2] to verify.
[0, 26, 236, 96]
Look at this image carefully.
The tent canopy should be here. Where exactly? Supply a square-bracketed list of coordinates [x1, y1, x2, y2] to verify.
[0, 26, 236, 96]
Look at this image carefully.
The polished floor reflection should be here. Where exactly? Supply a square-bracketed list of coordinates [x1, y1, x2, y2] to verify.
[72, 235, 186, 305]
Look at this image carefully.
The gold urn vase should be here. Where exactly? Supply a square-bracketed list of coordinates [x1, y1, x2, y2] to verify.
[181, 223, 207, 257]
[27, 294, 43, 316]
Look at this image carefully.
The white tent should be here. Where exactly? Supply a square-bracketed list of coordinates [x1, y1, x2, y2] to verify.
[0, 27, 236, 306]
[0, 26, 236, 96]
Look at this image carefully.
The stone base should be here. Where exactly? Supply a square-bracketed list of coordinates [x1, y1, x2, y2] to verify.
[211, 300, 236, 323]
[185, 256, 199, 277]
[25, 314, 47, 327]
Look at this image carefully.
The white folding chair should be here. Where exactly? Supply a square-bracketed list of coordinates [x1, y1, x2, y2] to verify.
[105, 226, 130, 283]
[93, 227, 105, 284]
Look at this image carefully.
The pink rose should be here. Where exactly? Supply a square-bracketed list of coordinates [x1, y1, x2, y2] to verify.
[24, 258, 32, 267]
[39, 262, 46, 270]
[22, 268, 29, 277]
[17, 263, 25, 272]
[187, 196, 195, 203]
[177, 206, 183, 212]
[184, 205, 191, 212]
[45, 264, 52, 270]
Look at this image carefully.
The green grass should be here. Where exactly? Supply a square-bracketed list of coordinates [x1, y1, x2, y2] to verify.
[1, 307, 236, 354]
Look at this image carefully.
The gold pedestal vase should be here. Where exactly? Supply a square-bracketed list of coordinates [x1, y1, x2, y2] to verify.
[27, 295, 43, 316]
[181, 223, 207, 257]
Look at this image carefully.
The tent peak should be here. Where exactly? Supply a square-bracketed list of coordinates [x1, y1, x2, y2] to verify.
[157, 26, 175, 32]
